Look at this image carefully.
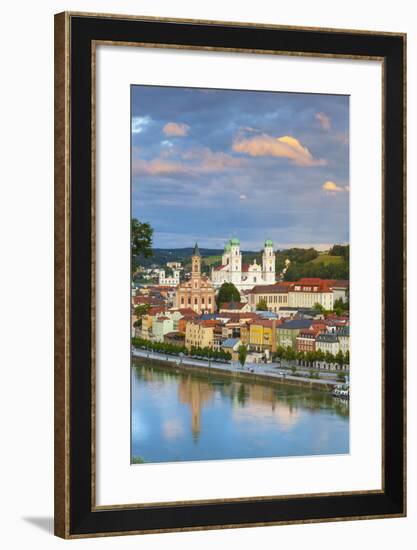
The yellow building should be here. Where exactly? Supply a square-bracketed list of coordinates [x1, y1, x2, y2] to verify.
[249, 319, 277, 353]
[185, 320, 217, 350]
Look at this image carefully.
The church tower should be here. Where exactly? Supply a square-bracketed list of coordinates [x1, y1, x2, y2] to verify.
[191, 242, 201, 280]
[229, 238, 242, 286]
[262, 239, 276, 284]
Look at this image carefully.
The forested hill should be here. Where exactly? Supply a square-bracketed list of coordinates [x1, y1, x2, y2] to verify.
[136, 244, 349, 280]
[137, 248, 224, 267]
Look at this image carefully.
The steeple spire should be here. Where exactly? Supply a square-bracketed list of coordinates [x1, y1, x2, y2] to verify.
[193, 242, 201, 257]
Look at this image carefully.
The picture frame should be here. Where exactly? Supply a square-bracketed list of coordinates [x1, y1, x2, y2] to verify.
[54, 11, 406, 538]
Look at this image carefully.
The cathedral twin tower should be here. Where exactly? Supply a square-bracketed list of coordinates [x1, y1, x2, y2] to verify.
[211, 238, 276, 291]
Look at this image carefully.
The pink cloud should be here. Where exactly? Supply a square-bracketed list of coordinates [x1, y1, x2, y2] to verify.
[132, 158, 186, 176]
[133, 147, 245, 178]
[182, 147, 245, 172]
[315, 111, 331, 131]
[232, 134, 326, 167]
[163, 122, 190, 136]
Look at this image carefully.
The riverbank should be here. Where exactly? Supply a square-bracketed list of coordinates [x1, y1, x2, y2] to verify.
[132, 351, 337, 393]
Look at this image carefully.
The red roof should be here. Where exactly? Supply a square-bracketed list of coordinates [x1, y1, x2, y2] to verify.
[297, 328, 318, 337]
[220, 302, 246, 310]
[176, 308, 197, 316]
[249, 283, 289, 294]
[147, 307, 166, 316]
[250, 319, 278, 328]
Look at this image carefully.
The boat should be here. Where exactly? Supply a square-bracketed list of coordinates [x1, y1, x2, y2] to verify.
[332, 384, 350, 399]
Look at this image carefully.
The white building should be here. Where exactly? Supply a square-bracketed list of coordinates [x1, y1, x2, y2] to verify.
[211, 238, 276, 291]
[158, 269, 180, 286]
[337, 326, 350, 354]
[288, 278, 334, 310]
[315, 333, 340, 355]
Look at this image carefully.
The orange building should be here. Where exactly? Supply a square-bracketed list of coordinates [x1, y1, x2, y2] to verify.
[174, 243, 216, 314]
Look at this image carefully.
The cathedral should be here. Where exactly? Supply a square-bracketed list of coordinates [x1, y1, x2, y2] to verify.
[211, 238, 276, 291]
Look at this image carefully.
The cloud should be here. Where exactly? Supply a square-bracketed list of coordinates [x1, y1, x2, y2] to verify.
[240, 194, 247, 200]
[335, 131, 349, 145]
[163, 122, 190, 136]
[132, 116, 152, 134]
[232, 134, 326, 167]
[182, 147, 244, 172]
[133, 158, 186, 176]
[322, 180, 347, 194]
[133, 147, 245, 177]
[315, 111, 331, 131]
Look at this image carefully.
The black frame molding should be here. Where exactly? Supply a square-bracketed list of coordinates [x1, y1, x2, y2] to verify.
[54, 12, 406, 538]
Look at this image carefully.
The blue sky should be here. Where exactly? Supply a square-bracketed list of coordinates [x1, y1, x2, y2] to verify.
[131, 85, 349, 250]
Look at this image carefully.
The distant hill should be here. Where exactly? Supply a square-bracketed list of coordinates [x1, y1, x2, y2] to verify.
[136, 248, 225, 268]
[309, 254, 344, 266]
[136, 245, 349, 280]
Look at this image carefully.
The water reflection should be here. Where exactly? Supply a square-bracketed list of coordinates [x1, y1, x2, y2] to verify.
[131, 362, 349, 464]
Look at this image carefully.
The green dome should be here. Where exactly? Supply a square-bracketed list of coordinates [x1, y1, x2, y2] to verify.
[224, 242, 231, 251]
[264, 239, 274, 247]
[230, 238, 240, 246]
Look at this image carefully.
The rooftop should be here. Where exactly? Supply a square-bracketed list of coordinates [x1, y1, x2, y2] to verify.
[220, 301, 246, 310]
[316, 333, 339, 343]
[222, 338, 241, 348]
[192, 242, 201, 257]
[249, 283, 290, 294]
[278, 319, 313, 330]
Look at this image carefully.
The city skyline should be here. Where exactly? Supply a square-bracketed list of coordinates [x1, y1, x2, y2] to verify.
[131, 85, 349, 249]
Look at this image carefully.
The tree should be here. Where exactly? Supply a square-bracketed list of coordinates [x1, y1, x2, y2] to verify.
[297, 351, 306, 366]
[325, 351, 335, 365]
[273, 346, 285, 364]
[313, 302, 325, 313]
[334, 297, 348, 311]
[132, 218, 153, 272]
[238, 345, 248, 368]
[335, 350, 345, 370]
[216, 282, 241, 308]
[315, 349, 325, 366]
[285, 346, 296, 371]
[134, 304, 150, 317]
[256, 298, 268, 311]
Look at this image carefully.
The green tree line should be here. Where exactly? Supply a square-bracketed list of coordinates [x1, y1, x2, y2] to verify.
[273, 346, 349, 368]
[132, 337, 232, 361]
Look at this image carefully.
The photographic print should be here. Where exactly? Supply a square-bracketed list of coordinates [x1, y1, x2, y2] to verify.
[130, 85, 350, 465]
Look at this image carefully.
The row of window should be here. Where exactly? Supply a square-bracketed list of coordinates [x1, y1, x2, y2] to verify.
[180, 296, 212, 305]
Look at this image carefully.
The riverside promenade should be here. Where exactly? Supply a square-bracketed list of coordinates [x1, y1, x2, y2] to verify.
[132, 348, 340, 392]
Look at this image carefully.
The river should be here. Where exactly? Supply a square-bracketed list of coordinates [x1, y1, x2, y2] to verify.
[131, 362, 349, 464]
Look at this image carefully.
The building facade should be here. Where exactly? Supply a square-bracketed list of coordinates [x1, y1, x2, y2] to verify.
[295, 329, 317, 353]
[337, 326, 350, 354]
[288, 278, 334, 310]
[249, 319, 277, 354]
[315, 333, 340, 355]
[185, 320, 217, 350]
[174, 243, 216, 314]
[211, 238, 276, 291]
[246, 283, 290, 312]
[158, 269, 180, 286]
[276, 319, 313, 349]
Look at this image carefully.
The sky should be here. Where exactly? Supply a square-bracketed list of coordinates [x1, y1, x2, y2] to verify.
[131, 85, 349, 251]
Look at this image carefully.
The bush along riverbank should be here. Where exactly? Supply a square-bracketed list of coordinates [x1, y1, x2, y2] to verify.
[131, 337, 232, 362]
